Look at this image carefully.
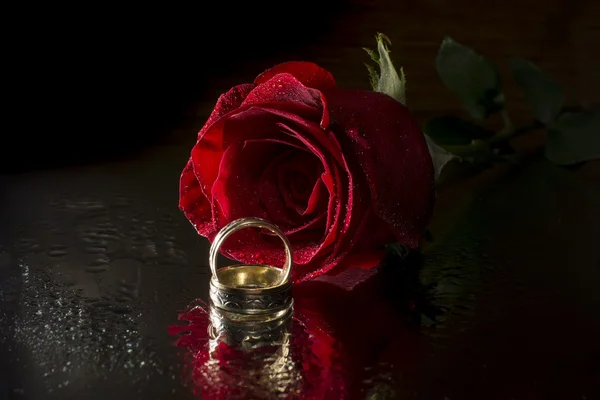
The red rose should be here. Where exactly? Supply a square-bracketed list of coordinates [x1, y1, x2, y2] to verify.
[179, 62, 434, 282]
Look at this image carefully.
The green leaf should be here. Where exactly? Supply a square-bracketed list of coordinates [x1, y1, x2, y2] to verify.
[386, 242, 410, 258]
[364, 33, 407, 105]
[364, 63, 379, 90]
[425, 134, 456, 181]
[425, 116, 494, 146]
[546, 110, 600, 165]
[510, 58, 564, 124]
[363, 47, 379, 64]
[435, 37, 503, 120]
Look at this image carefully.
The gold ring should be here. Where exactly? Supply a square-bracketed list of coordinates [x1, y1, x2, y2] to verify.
[209, 217, 293, 287]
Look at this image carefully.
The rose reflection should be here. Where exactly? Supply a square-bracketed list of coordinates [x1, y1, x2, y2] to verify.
[169, 250, 436, 399]
[200, 308, 303, 398]
[169, 301, 340, 399]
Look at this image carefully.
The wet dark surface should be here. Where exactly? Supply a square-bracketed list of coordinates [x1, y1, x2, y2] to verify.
[1, 143, 599, 399]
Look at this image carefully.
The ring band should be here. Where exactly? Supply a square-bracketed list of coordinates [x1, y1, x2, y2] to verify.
[209, 217, 293, 287]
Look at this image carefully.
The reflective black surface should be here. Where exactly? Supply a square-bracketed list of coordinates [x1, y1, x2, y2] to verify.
[1, 144, 599, 399]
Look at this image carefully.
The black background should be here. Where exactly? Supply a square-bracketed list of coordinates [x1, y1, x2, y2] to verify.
[7, 1, 351, 172]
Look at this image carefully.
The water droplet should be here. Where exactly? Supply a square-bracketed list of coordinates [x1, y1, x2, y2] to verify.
[47, 245, 68, 257]
[85, 265, 109, 273]
[84, 246, 106, 254]
[89, 258, 109, 266]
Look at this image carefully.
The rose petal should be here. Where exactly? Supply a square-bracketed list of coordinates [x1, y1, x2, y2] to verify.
[195, 107, 316, 243]
[296, 208, 372, 283]
[178, 159, 213, 236]
[210, 141, 307, 268]
[332, 250, 386, 272]
[227, 142, 332, 267]
[257, 148, 329, 250]
[274, 122, 343, 241]
[205, 107, 348, 273]
[275, 150, 325, 215]
[258, 149, 304, 227]
[244, 73, 330, 129]
[276, 118, 372, 281]
[192, 108, 302, 206]
[256, 108, 344, 170]
[212, 141, 284, 221]
[254, 61, 337, 92]
[282, 212, 326, 238]
[302, 175, 327, 216]
[198, 83, 254, 140]
[221, 108, 344, 240]
[222, 107, 305, 150]
[268, 116, 377, 282]
[210, 137, 328, 267]
[326, 89, 435, 248]
[180, 84, 254, 237]
[313, 251, 386, 290]
[192, 103, 375, 282]
[352, 213, 397, 254]
[273, 121, 351, 282]
[189, 84, 255, 202]
[244, 137, 306, 151]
